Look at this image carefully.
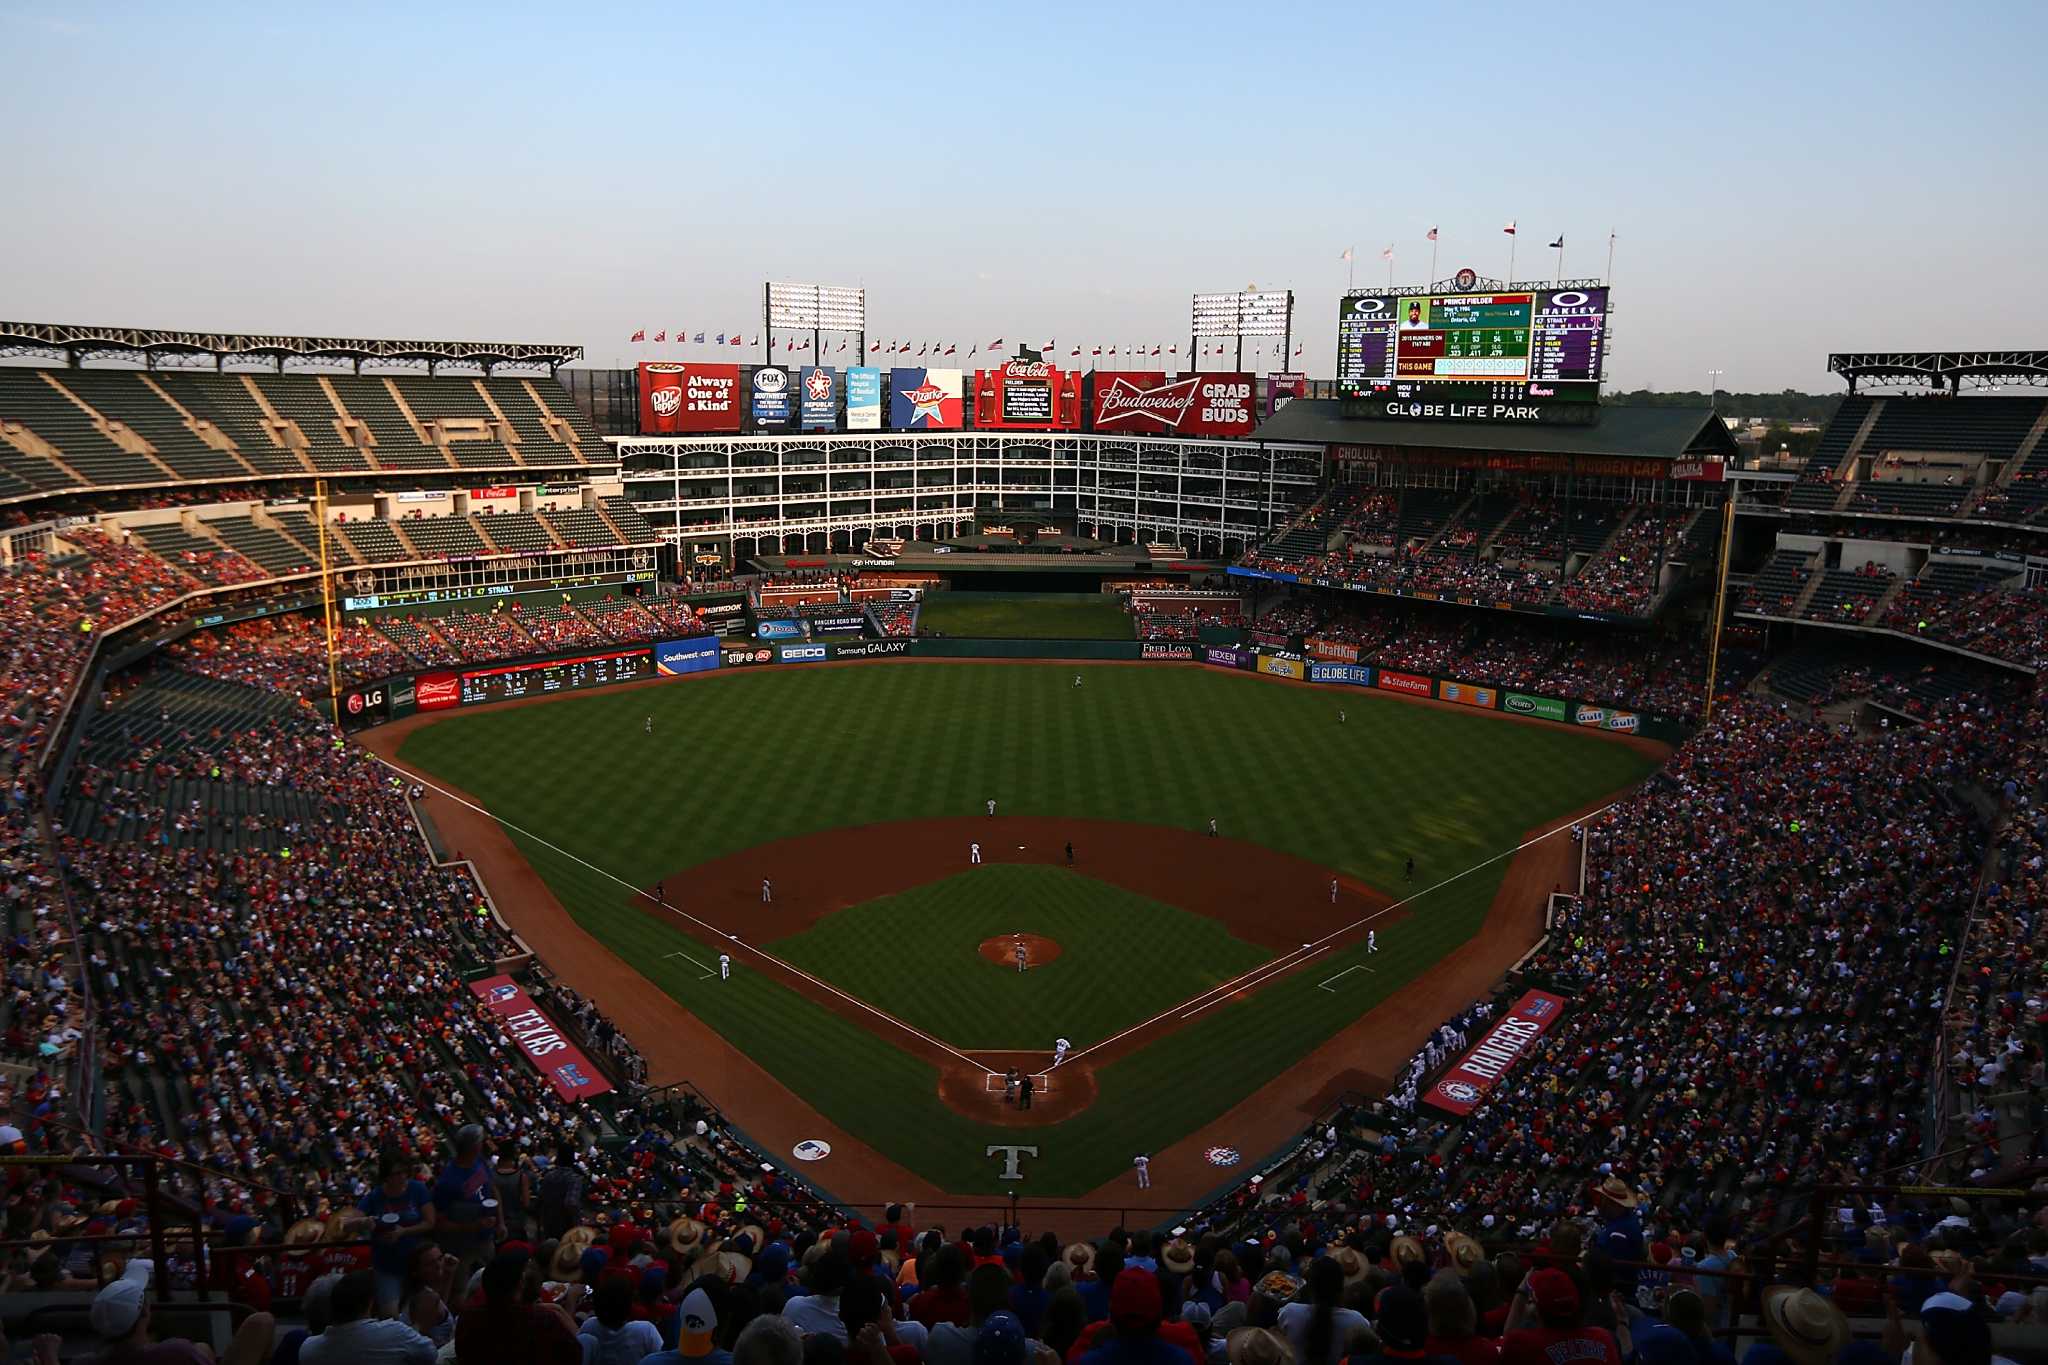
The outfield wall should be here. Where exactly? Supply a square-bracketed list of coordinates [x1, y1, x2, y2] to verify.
[337, 632, 1686, 741]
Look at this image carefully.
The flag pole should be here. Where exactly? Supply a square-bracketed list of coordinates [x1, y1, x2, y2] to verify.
[1346, 247, 1355, 289]
[1507, 235, 1516, 286]
[1385, 251, 1394, 289]
[1429, 237, 1439, 285]
[1605, 230, 1617, 283]
[1555, 240, 1564, 283]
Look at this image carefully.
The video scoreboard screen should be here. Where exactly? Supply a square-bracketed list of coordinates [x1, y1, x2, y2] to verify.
[1338, 284, 1608, 423]
[458, 647, 653, 706]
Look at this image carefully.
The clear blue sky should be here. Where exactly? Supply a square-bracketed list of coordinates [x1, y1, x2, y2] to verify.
[1, 0, 2040, 390]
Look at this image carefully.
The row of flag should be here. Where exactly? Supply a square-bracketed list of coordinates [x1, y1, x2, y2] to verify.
[626, 331, 1305, 359]
[1345, 224, 1565, 263]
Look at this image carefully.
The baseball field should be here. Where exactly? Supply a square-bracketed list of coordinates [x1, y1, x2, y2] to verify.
[390, 660, 1660, 1198]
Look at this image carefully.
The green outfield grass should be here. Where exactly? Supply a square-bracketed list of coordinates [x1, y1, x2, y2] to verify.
[397, 662, 1659, 1194]
[916, 592, 1133, 639]
[772, 865, 1271, 1050]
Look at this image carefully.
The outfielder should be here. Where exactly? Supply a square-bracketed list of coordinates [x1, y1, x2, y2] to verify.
[1208, 817, 1218, 838]
[971, 841, 982, 865]
[987, 797, 996, 818]
[1052, 1037, 1071, 1068]
[1073, 673, 1082, 689]
[1133, 1154, 1151, 1189]
[1340, 709, 1347, 724]
[719, 953, 731, 980]
[761, 878, 773, 903]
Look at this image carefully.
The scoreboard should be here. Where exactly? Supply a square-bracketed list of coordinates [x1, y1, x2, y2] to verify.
[1338, 285, 1608, 421]
[457, 647, 653, 705]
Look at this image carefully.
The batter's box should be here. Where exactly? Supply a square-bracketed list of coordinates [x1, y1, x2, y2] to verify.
[982, 1072, 1054, 1094]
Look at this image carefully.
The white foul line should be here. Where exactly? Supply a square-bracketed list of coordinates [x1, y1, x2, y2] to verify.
[1063, 801, 1618, 1066]
[662, 950, 717, 981]
[369, 754, 996, 1074]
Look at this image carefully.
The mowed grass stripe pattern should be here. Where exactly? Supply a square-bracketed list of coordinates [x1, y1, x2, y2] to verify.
[399, 663, 1658, 1193]
[772, 865, 1272, 1051]
[915, 592, 1134, 639]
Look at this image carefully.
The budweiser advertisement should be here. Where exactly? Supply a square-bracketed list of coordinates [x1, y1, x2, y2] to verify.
[469, 975, 614, 1102]
[638, 362, 742, 434]
[1090, 371, 1257, 436]
[1424, 989, 1567, 1116]
[889, 367, 963, 430]
[973, 360, 1084, 430]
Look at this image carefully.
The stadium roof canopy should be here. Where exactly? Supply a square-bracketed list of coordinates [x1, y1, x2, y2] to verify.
[0, 321, 582, 372]
[1828, 350, 2048, 393]
[1251, 399, 1737, 461]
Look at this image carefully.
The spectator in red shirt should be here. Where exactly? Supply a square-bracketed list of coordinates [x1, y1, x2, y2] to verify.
[1497, 1270, 1621, 1365]
[453, 1249, 581, 1365]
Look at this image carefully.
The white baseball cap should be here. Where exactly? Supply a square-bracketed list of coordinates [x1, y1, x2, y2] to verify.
[91, 1258, 154, 1337]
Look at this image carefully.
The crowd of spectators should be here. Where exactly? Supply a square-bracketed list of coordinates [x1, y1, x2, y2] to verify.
[1125, 596, 1242, 641]
[871, 603, 919, 637]
[1556, 512, 1685, 615]
[1883, 581, 2048, 672]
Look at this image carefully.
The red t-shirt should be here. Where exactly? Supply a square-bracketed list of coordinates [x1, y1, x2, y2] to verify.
[910, 1285, 971, 1327]
[1426, 1335, 1499, 1365]
[1499, 1325, 1620, 1365]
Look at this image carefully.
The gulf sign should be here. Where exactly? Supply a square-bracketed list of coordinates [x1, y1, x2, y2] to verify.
[1425, 989, 1567, 1116]
[1091, 372, 1257, 436]
[639, 362, 741, 434]
[889, 367, 964, 430]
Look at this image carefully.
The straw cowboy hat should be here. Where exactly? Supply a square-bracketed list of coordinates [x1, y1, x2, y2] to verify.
[1330, 1246, 1370, 1285]
[551, 1226, 599, 1279]
[1759, 1287, 1849, 1365]
[691, 1246, 752, 1284]
[1163, 1241, 1197, 1275]
[1929, 1249, 1969, 1278]
[323, 1211, 372, 1241]
[283, 1218, 327, 1249]
[1390, 1235, 1426, 1268]
[1593, 1177, 1637, 1210]
[1443, 1232, 1484, 1272]
[668, 1217, 710, 1257]
[1064, 1242, 1097, 1274]
[1226, 1327, 1297, 1365]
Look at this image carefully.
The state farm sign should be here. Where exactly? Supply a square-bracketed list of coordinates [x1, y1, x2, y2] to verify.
[1091, 372, 1257, 436]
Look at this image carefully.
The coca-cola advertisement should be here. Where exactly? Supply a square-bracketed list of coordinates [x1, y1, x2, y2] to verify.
[973, 361, 1084, 431]
[1090, 371, 1257, 436]
[638, 362, 742, 434]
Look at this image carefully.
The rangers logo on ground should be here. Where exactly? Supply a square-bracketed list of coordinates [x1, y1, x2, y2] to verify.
[1204, 1146, 1242, 1167]
[793, 1139, 832, 1162]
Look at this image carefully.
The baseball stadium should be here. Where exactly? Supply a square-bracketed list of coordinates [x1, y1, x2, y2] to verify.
[3, 17, 2047, 1363]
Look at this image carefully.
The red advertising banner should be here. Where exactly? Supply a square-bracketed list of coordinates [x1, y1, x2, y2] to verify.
[1424, 989, 1567, 1115]
[973, 361, 1085, 430]
[1671, 459, 1726, 482]
[638, 362, 742, 434]
[1306, 637, 1362, 663]
[469, 486, 517, 501]
[468, 975, 615, 1102]
[1268, 372, 1309, 417]
[1091, 372, 1257, 436]
[1376, 669, 1432, 697]
[416, 672, 460, 711]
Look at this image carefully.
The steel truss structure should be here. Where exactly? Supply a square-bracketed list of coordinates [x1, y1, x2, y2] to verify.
[0, 321, 582, 374]
[1828, 351, 2048, 394]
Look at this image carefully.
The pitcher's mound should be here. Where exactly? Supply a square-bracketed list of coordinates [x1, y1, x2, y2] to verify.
[978, 933, 1062, 969]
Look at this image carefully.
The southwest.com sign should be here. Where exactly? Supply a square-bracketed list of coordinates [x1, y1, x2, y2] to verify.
[655, 636, 720, 677]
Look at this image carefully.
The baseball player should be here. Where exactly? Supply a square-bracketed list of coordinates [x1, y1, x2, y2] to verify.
[1073, 673, 1082, 689]
[987, 797, 996, 818]
[1329, 877, 1339, 904]
[1005, 1068, 1020, 1106]
[761, 878, 773, 903]
[655, 880, 665, 906]
[1208, 817, 1218, 838]
[1368, 930, 1378, 954]
[719, 953, 731, 980]
[1064, 841, 1074, 866]
[645, 715, 652, 734]
[1014, 940, 1028, 973]
[1018, 1074, 1034, 1110]
[1339, 709, 1347, 724]
[1404, 855, 1415, 882]
[971, 841, 982, 865]
[1052, 1037, 1071, 1068]
[1133, 1154, 1150, 1189]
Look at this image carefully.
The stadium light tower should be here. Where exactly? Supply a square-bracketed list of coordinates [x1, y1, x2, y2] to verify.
[765, 282, 866, 369]
[1707, 369, 1726, 412]
[1190, 290, 1293, 372]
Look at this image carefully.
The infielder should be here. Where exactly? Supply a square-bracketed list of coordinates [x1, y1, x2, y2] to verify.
[987, 797, 996, 818]
[1404, 856, 1415, 882]
[1133, 1154, 1151, 1189]
[645, 715, 652, 734]
[1014, 940, 1028, 973]
[1052, 1037, 1071, 1067]
[761, 878, 773, 903]
[719, 953, 731, 980]
[1368, 930, 1378, 953]
[971, 841, 982, 865]
[1073, 673, 1082, 689]
[1329, 877, 1339, 904]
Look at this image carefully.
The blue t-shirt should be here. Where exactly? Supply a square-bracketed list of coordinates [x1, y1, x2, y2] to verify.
[433, 1157, 493, 1221]
[361, 1179, 434, 1275]
[1078, 1336, 1199, 1365]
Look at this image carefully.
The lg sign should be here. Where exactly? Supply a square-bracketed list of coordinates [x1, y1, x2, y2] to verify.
[344, 688, 384, 716]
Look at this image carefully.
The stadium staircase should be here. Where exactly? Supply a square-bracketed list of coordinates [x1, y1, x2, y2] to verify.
[1800, 568, 1894, 625]
[1784, 396, 1881, 513]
